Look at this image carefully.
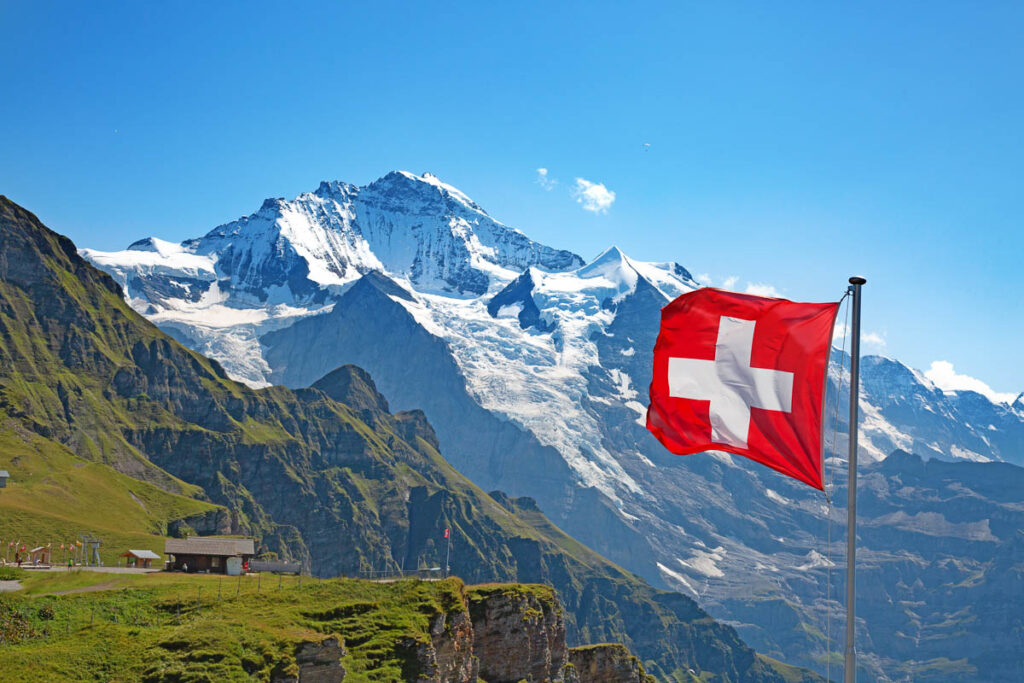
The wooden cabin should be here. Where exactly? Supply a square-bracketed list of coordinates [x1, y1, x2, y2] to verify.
[121, 549, 161, 568]
[164, 537, 255, 575]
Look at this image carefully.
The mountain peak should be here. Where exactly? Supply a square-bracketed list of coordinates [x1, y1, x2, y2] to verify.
[577, 246, 638, 290]
[364, 170, 487, 215]
[84, 171, 584, 306]
[314, 180, 356, 199]
[311, 364, 390, 415]
[590, 245, 628, 265]
[126, 237, 187, 257]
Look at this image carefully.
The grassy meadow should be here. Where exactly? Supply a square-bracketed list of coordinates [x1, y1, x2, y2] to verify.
[0, 568, 470, 682]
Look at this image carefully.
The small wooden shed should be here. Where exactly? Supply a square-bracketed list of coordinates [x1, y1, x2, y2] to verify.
[121, 549, 161, 568]
[28, 546, 51, 565]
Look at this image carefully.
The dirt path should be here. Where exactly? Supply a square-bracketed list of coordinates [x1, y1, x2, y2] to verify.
[52, 580, 121, 595]
[0, 580, 22, 593]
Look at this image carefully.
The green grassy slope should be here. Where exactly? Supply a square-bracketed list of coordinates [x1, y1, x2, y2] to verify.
[0, 570, 470, 681]
[0, 196, 817, 682]
[0, 427, 221, 566]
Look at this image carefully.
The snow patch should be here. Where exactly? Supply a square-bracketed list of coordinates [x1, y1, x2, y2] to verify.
[950, 444, 992, 463]
[796, 550, 836, 571]
[764, 488, 792, 506]
[679, 546, 726, 578]
[657, 562, 698, 596]
[495, 302, 524, 319]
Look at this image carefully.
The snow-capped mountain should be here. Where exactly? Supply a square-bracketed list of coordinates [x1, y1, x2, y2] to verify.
[82, 171, 1023, 680]
[82, 171, 582, 385]
[87, 170, 581, 306]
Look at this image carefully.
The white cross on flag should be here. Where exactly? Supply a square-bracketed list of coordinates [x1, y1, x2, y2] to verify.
[646, 288, 839, 489]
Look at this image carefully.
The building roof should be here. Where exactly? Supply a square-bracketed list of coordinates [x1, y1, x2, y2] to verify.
[0, 470, 8, 477]
[165, 537, 255, 557]
[123, 549, 161, 559]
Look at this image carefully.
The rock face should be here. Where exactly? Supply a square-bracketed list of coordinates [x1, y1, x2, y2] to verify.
[274, 584, 658, 683]
[272, 637, 347, 683]
[468, 585, 568, 682]
[568, 644, 655, 683]
[401, 609, 479, 683]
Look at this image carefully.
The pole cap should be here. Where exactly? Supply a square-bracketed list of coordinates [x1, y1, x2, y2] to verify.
[849, 276, 867, 285]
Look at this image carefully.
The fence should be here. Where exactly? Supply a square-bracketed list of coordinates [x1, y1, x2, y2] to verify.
[249, 560, 302, 574]
[358, 567, 444, 580]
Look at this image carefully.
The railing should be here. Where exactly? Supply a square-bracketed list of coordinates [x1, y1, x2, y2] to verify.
[358, 567, 443, 580]
[249, 560, 302, 574]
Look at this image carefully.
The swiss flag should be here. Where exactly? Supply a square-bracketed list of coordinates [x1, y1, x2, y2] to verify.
[443, 528, 450, 539]
[646, 288, 839, 490]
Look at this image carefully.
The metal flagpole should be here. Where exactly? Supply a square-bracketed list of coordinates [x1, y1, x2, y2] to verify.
[844, 276, 866, 682]
[444, 529, 452, 579]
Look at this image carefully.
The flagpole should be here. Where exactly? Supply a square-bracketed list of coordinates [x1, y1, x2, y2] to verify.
[444, 530, 452, 579]
[844, 276, 865, 682]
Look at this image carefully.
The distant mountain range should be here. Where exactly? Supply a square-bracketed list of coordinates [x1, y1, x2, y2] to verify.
[79, 172, 1024, 680]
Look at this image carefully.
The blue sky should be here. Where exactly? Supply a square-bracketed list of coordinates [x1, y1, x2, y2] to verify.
[2, 2, 1022, 394]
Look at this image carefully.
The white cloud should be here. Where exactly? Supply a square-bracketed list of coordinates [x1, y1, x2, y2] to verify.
[744, 282, 783, 298]
[862, 331, 886, 348]
[536, 167, 557, 190]
[832, 326, 886, 350]
[573, 177, 615, 214]
[721, 276, 739, 289]
[695, 273, 711, 285]
[924, 360, 1015, 404]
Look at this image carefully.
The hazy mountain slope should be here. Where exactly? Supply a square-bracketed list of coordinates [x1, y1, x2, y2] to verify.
[0, 195, 813, 682]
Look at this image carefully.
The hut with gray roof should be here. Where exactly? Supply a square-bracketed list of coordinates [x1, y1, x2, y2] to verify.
[164, 536, 255, 575]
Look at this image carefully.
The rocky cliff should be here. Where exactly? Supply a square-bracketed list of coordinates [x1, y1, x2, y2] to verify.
[468, 585, 567, 682]
[568, 644, 656, 683]
[272, 583, 652, 683]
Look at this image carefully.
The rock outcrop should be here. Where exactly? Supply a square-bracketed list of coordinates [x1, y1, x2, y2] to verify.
[273, 637, 347, 683]
[399, 608, 479, 682]
[468, 584, 568, 682]
[568, 644, 656, 683]
[273, 583, 653, 683]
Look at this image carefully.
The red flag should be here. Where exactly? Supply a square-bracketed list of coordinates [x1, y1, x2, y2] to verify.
[443, 528, 450, 538]
[647, 288, 839, 489]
